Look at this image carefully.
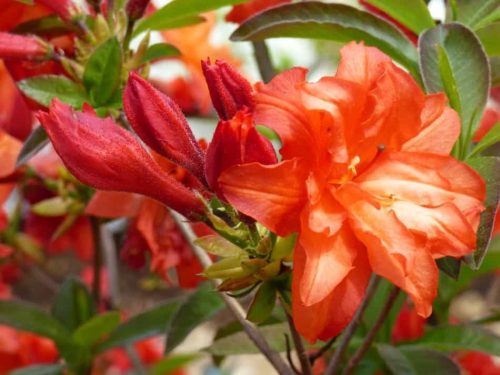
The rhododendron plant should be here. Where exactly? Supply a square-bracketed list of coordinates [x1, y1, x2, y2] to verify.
[0, 1, 499, 374]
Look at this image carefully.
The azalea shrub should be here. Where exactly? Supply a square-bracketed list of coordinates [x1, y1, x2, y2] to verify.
[0, 0, 499, 374]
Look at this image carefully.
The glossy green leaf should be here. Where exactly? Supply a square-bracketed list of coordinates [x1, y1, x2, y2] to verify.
[231, 2, 419, 79]
[10, 364, 65, 375]
[141, 43, 180, 64]
[454, 0, 500, 29]
[436, 257, 461, 279]
[51, 277, 96, 333]
[411, 324, 500, 355]
[134, 15, 205, 35]
[465, 157, 500, 268]
[73, 311, 121, 347]
[246, 282, 277, 324]
[470, 123, 500, 157]
[419, 23, 490, 157]
[98, 300, 180, 352]
[0, 300, 69, 341]
[378, 344, 460, 375]
[83, 37, 122, 107]
[136, 0, 245, 34]
[150, 354, 199, 375]
[165, 283, 224, 353]
[16, 126, 48, 167]
[364, 0, 434, 34]
[18, 75, 87, 108]
[476, 22, 500, 56]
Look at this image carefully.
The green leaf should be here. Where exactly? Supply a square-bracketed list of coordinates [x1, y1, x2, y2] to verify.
[83, 37, 122, 107]
[165, 283, 225, 353]
[141, 43, 180, 64]
[454, 0, 500, 29]
[470, 122, 500, 157]
[231, 2, 419, 79]
[419, 23, 490, 157]
[150, 354, 199, 375]
[134, 15, 205, 35]
[378, 344, 461, 375]
[364, 0, 434, 34]
[194, 235, 245, 258]
[51, 277, 96, 333]
[97, 300, 180, 352]
[16, 126, 48, 167]
[73, 311, 121, 347]
[436, 257, 461, 280]
[0, 300, 69, 341]
[9, 364, 65, 375]
[476, 22, 500, 56]
[17, 75, 87, 108]
[411, 324, 500, 355]
[135, 0, 245, 34]
[465, 157, 500, 268]
[13, 15, 72, 36]
[491, 56, 500, 86]
[208, 323, 289, 355]
[246, 282, 277, 324]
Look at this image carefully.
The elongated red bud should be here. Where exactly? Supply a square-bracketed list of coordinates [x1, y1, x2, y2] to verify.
[38, 100, 205, 219]
[202, 59, 254, 120]
[205, 109, 277, 197]
[126, 0, 150, 21]
[0, 32, 51, 60]
[124, 72, 206, 185]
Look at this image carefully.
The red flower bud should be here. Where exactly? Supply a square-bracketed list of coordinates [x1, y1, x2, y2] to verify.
[125, 0, 150, 21]
[0, 32, 50, 60]
[124, 72, 206, 185]
[38, 100, 204, 219]
[202, 59, 254, 120]
[205, 109, 277, 197]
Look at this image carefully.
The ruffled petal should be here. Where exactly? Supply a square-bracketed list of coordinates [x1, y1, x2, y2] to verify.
[403, 93, 460, 154]
[219, 159, 308, 236]
[298, 217, 358, 306]
[335, 182, 438, 317]
[292, 239, 370, 343]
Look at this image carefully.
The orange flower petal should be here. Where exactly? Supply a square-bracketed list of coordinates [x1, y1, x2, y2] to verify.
[403, 93, 460, 154]
[85, 191, 143, 219]
[298, 219, 358, 306]
[0, 131, 21, 178]
[335, 182, 438, 317]
[219, 159, 308, 236]
[292, 240, 370, 343]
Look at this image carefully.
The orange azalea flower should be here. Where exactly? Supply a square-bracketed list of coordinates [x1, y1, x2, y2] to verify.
[219, 42, 485, 342]
[0, 130, 21, 179]
[160, 13, 241, 114]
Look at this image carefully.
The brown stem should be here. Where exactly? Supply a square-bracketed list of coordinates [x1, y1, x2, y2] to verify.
[309, 337, 336, 366]
[342, 286, 401, 375]
[285, 311, 313, 375]
[285, 334, 302, 375]
[252, 41, 276, 82]
[324, 275, 381, 375]
[90, 217, 102, 305]
[170, 211, 294, 375]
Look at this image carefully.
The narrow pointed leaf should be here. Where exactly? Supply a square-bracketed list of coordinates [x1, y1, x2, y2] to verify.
[73, 311, 121, 347]
[246, 281, 277, 324]
[165, 283, 224, 353]
[454, 0, 500, 29]
[150, 354, 199, 375]
[465, 157, 500, 268]
[134, 15, 205, 35]
[83, 37, 122, 107]
[141, 43, 180, 64]
[16, 126, 48, 167]
[469, 123, 500, 157]
[0, 300, 70, 341]
[476, 22, 500, 56]
[231, 2, 419, 79]
[51, 277, 96, 332]
[18, 75, 87, 108]
[419, 23, 490, 153]
[98, 300, 180, 352]
[364, 0, 434, 34]
[436, 257, 461, 280]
